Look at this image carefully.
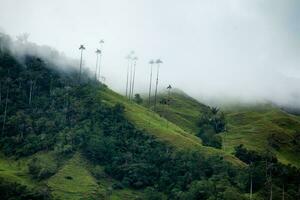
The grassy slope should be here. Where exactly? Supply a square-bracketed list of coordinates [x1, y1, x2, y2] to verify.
[0, 153, 37, 188]
[0, 87, 247, 199]
[222, 105, 300, 168]
[3, 86, 298, 199]
[100, 87, 244, 166]
[0, 151, 142, 200]
[142, 91, 300, 168]
[47, 152, 143, 200]
[148, 91, 210, 134]
[47, 153, 100, 200]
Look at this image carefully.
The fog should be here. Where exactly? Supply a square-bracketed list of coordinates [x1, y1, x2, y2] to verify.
[1, 0, 300, 108]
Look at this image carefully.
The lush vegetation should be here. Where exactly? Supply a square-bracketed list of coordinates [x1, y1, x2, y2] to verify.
[0, 177, 50, 200]
[149, 90, 300, 169]
[0, 40, 247, 199]
[196, 107, 226, 149]
[148, 90, 210, 134]
[223, 105, 300, 168]
[0, 36, 299, 199]
[82, 102, 248, 199]
[0, 43, 246, 199]
[234, 144, 300, 199]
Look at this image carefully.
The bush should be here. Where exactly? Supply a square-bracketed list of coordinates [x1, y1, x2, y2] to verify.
[196, 108, 225, 149]
[144, 187, 164, 200]
[0, 177, 51, 200]
[112, 182, 124, 190]
[28, 157, 57, 180]
[91, 165, 106, 180]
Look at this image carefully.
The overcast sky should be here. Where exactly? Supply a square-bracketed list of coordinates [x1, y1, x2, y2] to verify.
[1, 0, 300, 107]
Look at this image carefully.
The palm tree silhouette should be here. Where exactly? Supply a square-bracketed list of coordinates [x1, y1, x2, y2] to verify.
[125, 54, 131, 97]
[130, 56, 138, 100]
[154, 59, 162, 109]
[128, 51, 135, 100]
[148, 60, 155, 107]
[166, 84, 172, 128]
[98, 40, 104, 82]
[95, 49, 101, 81]
[78, 44, 86, 83]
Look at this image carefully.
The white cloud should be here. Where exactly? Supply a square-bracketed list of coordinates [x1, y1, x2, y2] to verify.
[0, 0, 300, 107]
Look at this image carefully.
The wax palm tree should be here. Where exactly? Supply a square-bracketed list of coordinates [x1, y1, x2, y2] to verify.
[78, 44, 86, 83]
[166, 84, 172, 128]
[95, 49, 101, 81]
[100, 40, 104, 46]
[148, 60, 155, 107]
[167, 84, 172, 98]
[125, 55, 132, 97]
[98, 40, 104, 81]
[130, 56, 138, 100]
[154, 59, 162, 109]
[128, 51, 135, 100]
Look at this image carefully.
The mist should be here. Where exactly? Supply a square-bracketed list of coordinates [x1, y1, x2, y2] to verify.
[1, 0, 300, 108]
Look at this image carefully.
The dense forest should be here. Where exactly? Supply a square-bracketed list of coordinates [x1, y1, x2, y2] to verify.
[0, 35, 300, 199]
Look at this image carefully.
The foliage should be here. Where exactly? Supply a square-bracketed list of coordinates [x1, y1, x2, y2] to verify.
[234, 145, 300, 199]
[0, 46, 300, 199]
[196, 107, 225, 148]
[28, 157, 58, 180]
[0, 177, 50, 200]
[133, 93, 143, 104]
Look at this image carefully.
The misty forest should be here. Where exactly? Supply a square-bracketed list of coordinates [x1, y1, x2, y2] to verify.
[1, 1, 300, 200]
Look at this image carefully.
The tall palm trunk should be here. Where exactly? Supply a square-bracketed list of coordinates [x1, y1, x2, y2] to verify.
[125, 59, 130, 97]
[95, 53, 99, 81]
[154, 63, 160, 110]
[2, 85, 9, 135]
[148, 63, 153, 107]
[79, 49, 83, 83]
[98, 53, 102, 82]
[166, 86, 172, 128]
[128, 60, 133, 100]
[131, 60, 137, 100]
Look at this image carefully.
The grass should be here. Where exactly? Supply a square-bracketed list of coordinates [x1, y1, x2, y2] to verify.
[47, 152, 143, 200]
[222, 105, 300, 168]
[138, 89, 300, 168]
[146, 91, 210, 134]
[47, 153, 101, 200]
[0, 153, 36, 188]
[7, 86, 299, 199]
[99, 87, 245, 167]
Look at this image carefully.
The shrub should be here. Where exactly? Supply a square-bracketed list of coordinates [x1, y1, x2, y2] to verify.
[28, 157, 57, 180]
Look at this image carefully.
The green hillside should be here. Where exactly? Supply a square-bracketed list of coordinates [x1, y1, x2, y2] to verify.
[0, 36, 299, 199]
[0, 45, 248, 199]
[222, 105, 300, 168]
[100, 88, 243, 166]
[148, 91, 300, 168]
[145, 90, 210, 134]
